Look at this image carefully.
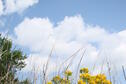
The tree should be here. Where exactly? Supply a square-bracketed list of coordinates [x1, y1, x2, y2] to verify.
[0, 35, 27, 84]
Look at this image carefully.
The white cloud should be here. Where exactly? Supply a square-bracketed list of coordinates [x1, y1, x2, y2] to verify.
[0, 0, 39, 15]
[15, 17, 53, 52]
[54, 15, 84, 42]
[14, 15, 126, 80]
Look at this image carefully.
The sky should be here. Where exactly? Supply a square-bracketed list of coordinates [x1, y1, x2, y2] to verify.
[1, 0, 126, 32]
[0, 0, 126, 83]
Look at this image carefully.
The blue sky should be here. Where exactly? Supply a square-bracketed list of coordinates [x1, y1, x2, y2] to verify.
[29, 0, 126, 31]
[1, 0, 126, 32]
[0, 0, 126, 83]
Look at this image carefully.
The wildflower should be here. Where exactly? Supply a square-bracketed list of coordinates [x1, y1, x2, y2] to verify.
[61, 78, 70, 84]
[50, 67, 111, 84]
[47, 81, 52, 84]
[103, 80, 111, 84]
[80, 68, 89, 73]
[96, 74, 106, 80]
[52, 75, 61, 83]
[78, 79, 86, 84]
[65, 70, 72, 76]
[89, 80, 96, 84]
[80, 73, 90, 80]
[90, 75, 96, 80]
[53, 75, 60, 80]
[95, 78, 100, 83]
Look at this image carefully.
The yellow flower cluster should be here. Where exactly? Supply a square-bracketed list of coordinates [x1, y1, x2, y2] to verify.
[60, 78, 70, 84]
[48, 70, 72, 84]
[80, 68, 89, 73]
[78, 79, 86, 84]
[47, 68, 111, 84]
[52, 75, 61, 83]
[78, 68, 111, 84]
[51, 75, 70, 84]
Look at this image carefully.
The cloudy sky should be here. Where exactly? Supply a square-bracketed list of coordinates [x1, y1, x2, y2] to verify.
[0, 0, 126, 83]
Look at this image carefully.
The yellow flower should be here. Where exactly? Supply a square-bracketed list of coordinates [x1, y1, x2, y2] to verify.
[61, 78, 70, 84]
[96, 74, 106, 80]
[80, 68, 89, 73]
[89, 80, 96, 84]
[95, 78, 100, 83]
[103, 80, 111, 84]
[50, 67, 111, 84]
[65, 70, 72, 76]
[47, 81, 52, 84]
[78, 80, 86, 84]
[90, 75, 96, 80]
[52, 75, 61, 82]
[80, 73, 90, 80]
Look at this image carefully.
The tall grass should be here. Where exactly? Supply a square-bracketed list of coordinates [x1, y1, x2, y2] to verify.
[0, 40, 126, 84]
[19, 47, 115, 84]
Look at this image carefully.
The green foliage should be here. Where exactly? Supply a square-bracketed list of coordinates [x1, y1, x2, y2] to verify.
[0, 35, 27, 84]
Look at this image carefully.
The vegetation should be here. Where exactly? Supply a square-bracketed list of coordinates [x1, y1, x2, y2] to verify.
[47, 68, 111, 84]
[0, 35, 27, 84]
[0, 35, 112, 84]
